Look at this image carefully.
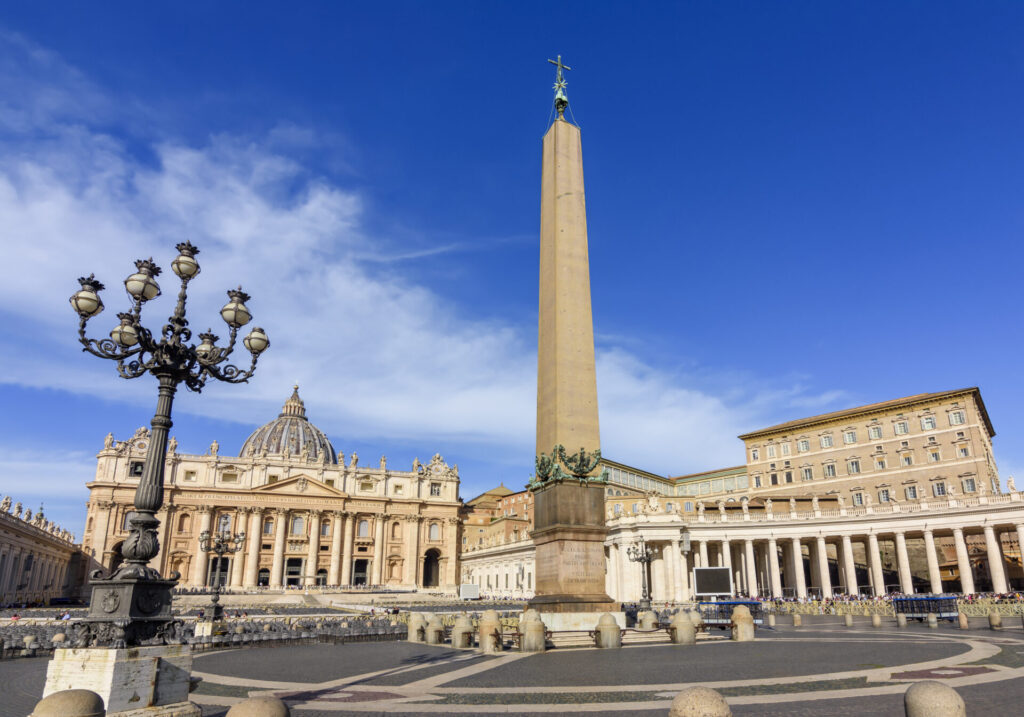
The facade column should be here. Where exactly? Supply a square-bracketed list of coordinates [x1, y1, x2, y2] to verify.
[616, 543, 627, 599]
[229, 510, 246, 587]
[341, 512, 355, 586]
[670, 539, 683, 601]
[841, 535, 858, 597]
[305, 511, 322, 587]
[744, 540, 758, 597]
[270, 509, 288, 588]
[790, 538, 807, 598]
[243, 508, 262, 587]
[445, 517, 459, 588]
[191, 506, 214, 587]
[894, 532, 914, 594]
[372, 515, 386, 585]
[983, 525, 1008, 593]
[815, 536, 832, 598]
[867, 533, 884, 596]
[720, 539, 731, 570]
[922, 529, 943, 594]
[328, 511, 345, 586]
[403, 517, 420, 587]
[698, 540, 709, 567]
[767, 538, 782, 598]
[662, 543, 675, 602]
[952, 527, 975, 594]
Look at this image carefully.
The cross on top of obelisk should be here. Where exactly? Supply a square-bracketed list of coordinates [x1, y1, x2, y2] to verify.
[548, 54, 571, 118]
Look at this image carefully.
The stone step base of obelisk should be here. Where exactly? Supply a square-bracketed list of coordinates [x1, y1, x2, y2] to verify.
[43, 645, 199, 716]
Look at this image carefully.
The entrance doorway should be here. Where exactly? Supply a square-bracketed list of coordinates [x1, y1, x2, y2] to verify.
[353, 559, 369, 586]
[316, 569, 327, 586]
[423, 549, 441, 588]
[258, 568, 270, 586]
[285, 557, 303, 587]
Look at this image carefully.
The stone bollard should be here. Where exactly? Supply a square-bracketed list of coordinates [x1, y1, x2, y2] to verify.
[451, 615, 474, 649]
[792, 614, 801, 628]
[871, 614, 882, 628]
[669, 612, 697, 645]
[226, 696, 291, 717]
[903, 680, 966, 717]
[957, 612, 969, 630]
[669, 686, 731, 717]
[51, 633, 67, 645]
[989, 611, 1002, 630]
[637, 610, 658, 630]
[731, 605, 755, 642]
[520, 612, 547, 653]
[844, 614, 854, 627]
[926, 613, 938, 629]
[688, 610, 704, 630]
[767, 613, 776, 628]
[594, 613, 622, 649]
[425, 614, 445, 645]
[31, 689, 105, 717]
[407, 613, 426, 643]
[478, 610, 503, 653]
[897, 614, 907, 628]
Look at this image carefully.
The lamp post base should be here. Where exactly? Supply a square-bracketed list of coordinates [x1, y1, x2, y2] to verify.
[74, 575, 183, 648]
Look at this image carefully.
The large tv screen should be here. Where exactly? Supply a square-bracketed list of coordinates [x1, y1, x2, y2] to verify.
[693, 567, 733, 596]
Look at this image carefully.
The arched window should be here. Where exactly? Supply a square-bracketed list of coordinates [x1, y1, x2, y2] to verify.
[217, 514, 231, 534]
[320, 520, 330, 537]
[177, 513, 191, 533]
[357, 519, 370, 538]
[86, 516, 94, 532]
[291, 516, 304, 534]
[391, 522, 401, 540]
[428, 523, 440, 541]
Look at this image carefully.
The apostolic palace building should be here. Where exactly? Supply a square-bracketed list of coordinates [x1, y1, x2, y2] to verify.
[461, 386, 1024, 602]
[81, 386, 462, 592]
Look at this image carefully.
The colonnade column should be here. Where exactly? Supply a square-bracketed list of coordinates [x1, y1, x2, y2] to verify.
[243, 507, 262, 587]
[341, 512, 356, 586]
[922, 529, 943, 594]
[270, 508, 288, 588]
[744, 540, 758, 597]
[815, 536, 832, 598]
[894, 532, 914, 594]
[867, 533, 884, 596]
[983, 525, 1008, 594]
[952, 527, 975, 594]
[720, 539, 732, 570]
[698, 540, 709, 567]
[670, 539, 682, 601]
[191, 506, 214, 587]
[305, 511, 322, 587]
[790, 538, 807, 598]
[841, 535, 858, 597]
[328, 511, 345, 586]
[767, 538, 782, 598]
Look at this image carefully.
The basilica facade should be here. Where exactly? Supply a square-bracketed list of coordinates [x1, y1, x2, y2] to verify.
[81, 387, 462, 591]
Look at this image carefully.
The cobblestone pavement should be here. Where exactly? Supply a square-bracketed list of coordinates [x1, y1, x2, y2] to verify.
[7, 623, 1024, 716]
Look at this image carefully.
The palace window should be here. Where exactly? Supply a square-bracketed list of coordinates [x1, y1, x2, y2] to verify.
[797, 440, 809, 453]
[784, 471, 793, 483]
[823, 463, 836, 478]
[852, 492, 864, 506]
[905, 486, 918, 500]
[801, 467, 813, 481]
[325, 479, 335, 487]
[122, 512, 133, 530]
[683, 501, 694, 512]
[958, 446, 970, 458]
[921, 416, 937, 430]
[767, 445, 776, 458]
[956, 431, 965, 439]
[770, 473, 778, 486]
[929, 451, 941, 463]
[263, 518, 273, 534]
[894, 421, 909, 435]
[962, 477, 976, 493]
[820, 435, 833, 448]
[751, 448, 760, 461]
[428, 523, 440, 541]
[780, 443, 791, 456]
[430, 482, 441, 497]
[843, 431, 857, 444]
[129, 461, 144, 477]
[876, 458, 886, 470]
[869, 426, 882, 440]
[290, 516, 304, 534]
[902, 454, 914, 467]
[878, 489, 891, 503]
[932, 482, 947, 497]
[358, 519, 370, 537]
[391, 521, 401, 539]
[847, 460, 861, 474]
[753, 476, 762, 488]
[614, 504, 622, 515]
[949, 410, 966, 426]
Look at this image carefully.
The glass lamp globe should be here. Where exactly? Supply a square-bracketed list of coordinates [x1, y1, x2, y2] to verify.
[70, 275, 105, 317]
[124, 259, 162, 301]
[220, 287, 252, 328]
[243, 327, 270, 355]
[171, 252, 200, 279]
[196, 333, 217, 360]
[110, 315, 139, 347]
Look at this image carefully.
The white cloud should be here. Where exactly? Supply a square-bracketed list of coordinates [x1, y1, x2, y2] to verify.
[0, 32, 846, 516]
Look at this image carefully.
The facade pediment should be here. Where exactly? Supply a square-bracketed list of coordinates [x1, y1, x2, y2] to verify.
[252, 475, 347, 498]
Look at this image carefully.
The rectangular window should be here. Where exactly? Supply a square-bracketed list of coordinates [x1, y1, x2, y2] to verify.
[956, 431, 965, 439]
[785, 471, 793, 483]
[875, 458, 886, 470]
[754, 476, 762, 487]
[430, 482, 441, 496]
[797, 439, 809, 453]
[852, 492, 864, 506]
[683, 501, 693, 512]
[801, 467, 813, 481]
[949, 410, 966, 426]
[929, 451, 940, 463]
[847, 460, 860, 474]
[958, 446, 970, 458]
[894, 421, 909, 435]
[268, 475, 279, 484]
[183, 471, 197, 482]
[921, 416, 937, 430]
[962, 478, 976, 493]
[767, 445, 776, 458]
[392, 484, 403, 495]
[781, 443, 791, 456]
[613, 504, 622, 514]
[750, 448, 759, 461]
[869, 426, 882, 440]
[221, 472, 238, 483]
[632, 503, 639, 513]
[878, 489, 890, 503]
[901, 454, 913, 466]
[843, 430, 857, 444]
[325, 479, 335, 487]
[129, 461, 144, 477]
[823, 463, 836, 478]
[820, 435, 833, 448]
[905, 486, 918, 499]
[770, 473, 778, 486]
[933, 482, 947, 497]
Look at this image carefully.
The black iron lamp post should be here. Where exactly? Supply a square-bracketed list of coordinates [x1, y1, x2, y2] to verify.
[627, 538, 654, 611]
[198, 528, 245, 623]
[69, 241, 269, 647]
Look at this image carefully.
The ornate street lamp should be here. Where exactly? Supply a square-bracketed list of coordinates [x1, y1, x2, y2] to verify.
[69, 241, 269, 647]
[198, 527, 245, 625]
[627, 538, 654, 611]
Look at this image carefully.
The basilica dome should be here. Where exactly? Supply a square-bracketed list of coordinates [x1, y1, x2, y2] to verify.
[240, 386, 338, 463]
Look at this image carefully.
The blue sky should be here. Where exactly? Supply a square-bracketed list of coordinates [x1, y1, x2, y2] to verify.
[2, 2, 1023, 538]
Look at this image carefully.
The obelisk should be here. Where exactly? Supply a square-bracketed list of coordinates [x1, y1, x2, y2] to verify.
[529, 56, 615, 616]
